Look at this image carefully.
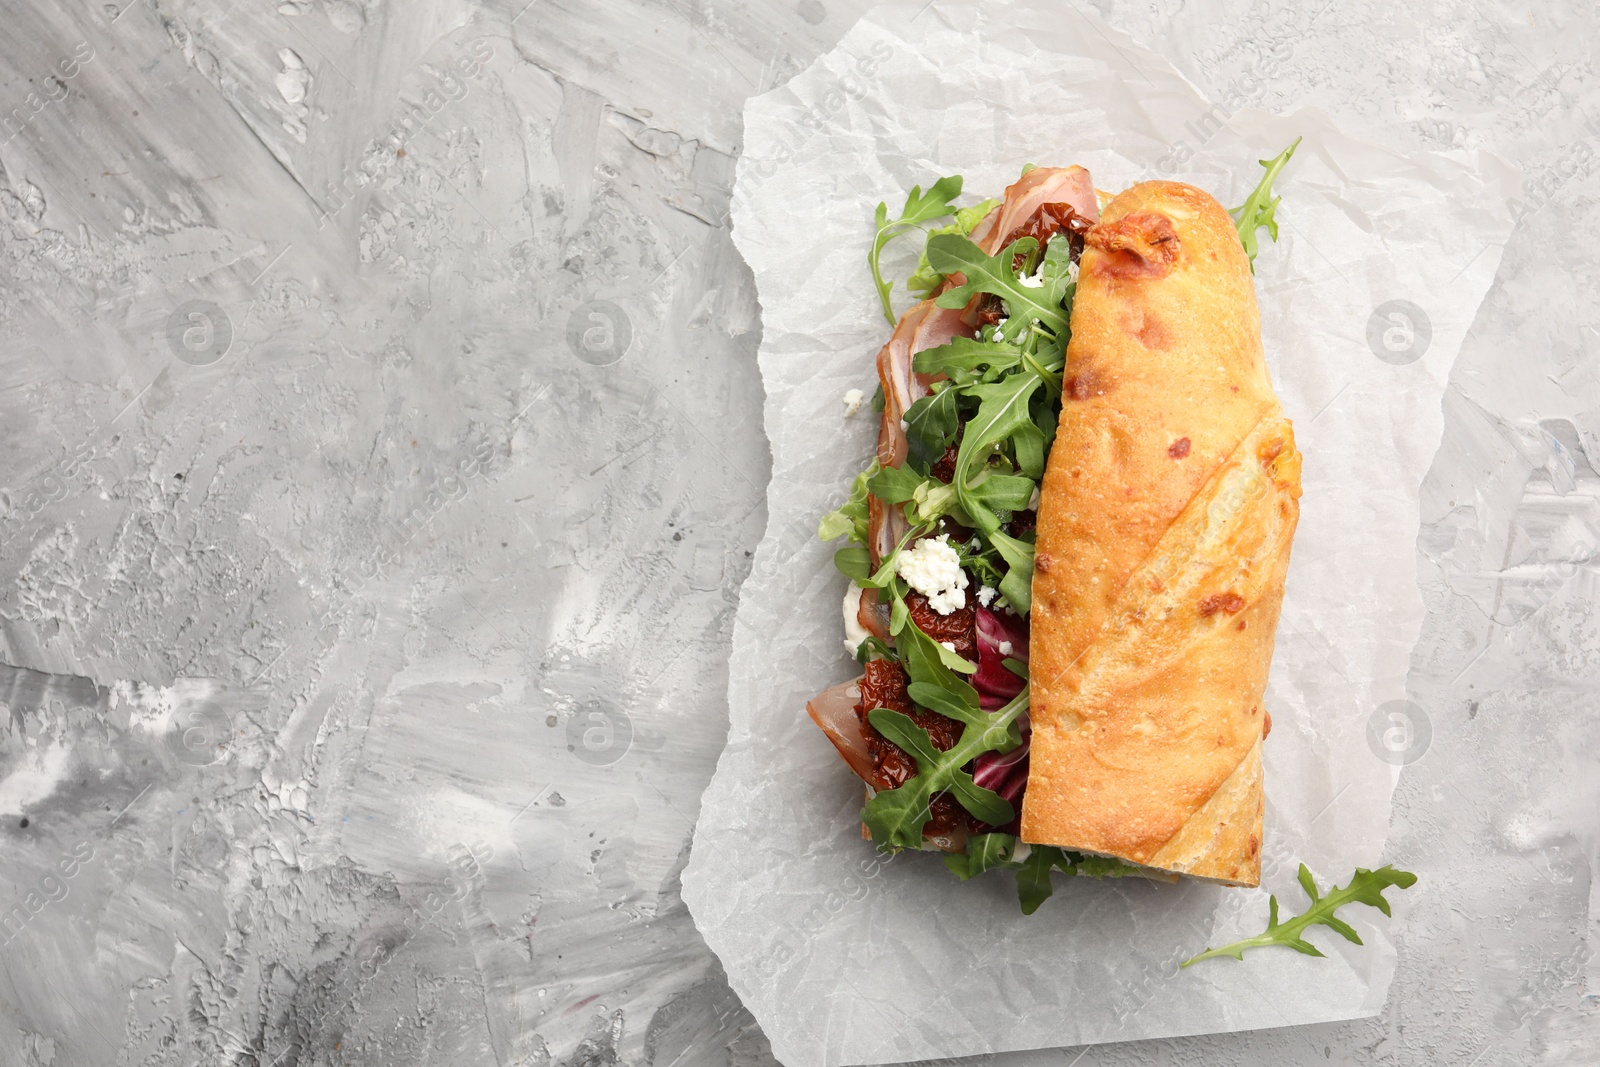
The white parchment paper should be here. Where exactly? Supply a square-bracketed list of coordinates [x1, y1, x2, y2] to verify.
[682, 4, 1520, 1064]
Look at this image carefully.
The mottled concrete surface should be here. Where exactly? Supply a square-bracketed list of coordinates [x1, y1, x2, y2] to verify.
[0, 0, 1594, 1065]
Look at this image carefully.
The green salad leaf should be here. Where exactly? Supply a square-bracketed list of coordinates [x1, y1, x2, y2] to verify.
[818, 461, 879, 544]
[862, 685, 1027, 849]
[907, 197, 1003, 297]
[902, 385, 961, 472]
[870, 176, 964, 325]
[1230, 137, 1301, 270]
[988, 530, 1036, 614]
[1182, 864, 1418, 966]
[927, 234, 1070, 334]
[950, 371, 1050, 535]
[913, 337, 1022, 383]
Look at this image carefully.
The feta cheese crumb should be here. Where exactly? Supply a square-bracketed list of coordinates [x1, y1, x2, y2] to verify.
[1067, 260, 1080, 282]
[894, 533, 969, 614]
[841, 584, 870, 656]
[1017, 269, 1044, 288]
[842, 388, 864, 416]
[1027, 484, 1040, 510]
[977, 585, 997, 607]
[939, 640, 956, 652]
[998, 640, 1013, 656]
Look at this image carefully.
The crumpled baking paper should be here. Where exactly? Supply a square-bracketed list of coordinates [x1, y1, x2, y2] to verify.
[681, 3, 1520, 1064]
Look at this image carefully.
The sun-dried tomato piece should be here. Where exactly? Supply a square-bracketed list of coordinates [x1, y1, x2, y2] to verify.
[904, 590, 977, 660]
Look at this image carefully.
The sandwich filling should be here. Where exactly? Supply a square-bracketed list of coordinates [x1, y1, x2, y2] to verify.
[812, 166, 1147, 910]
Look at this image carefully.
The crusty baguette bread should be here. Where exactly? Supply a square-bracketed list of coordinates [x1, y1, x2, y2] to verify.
[1020, 181, 1302, 887]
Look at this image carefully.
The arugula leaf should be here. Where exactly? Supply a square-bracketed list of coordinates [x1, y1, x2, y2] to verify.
[951, 372, 1049, 534]
[926, 234, 1070, 334]
[907, 478, 965, 528]
[818, 460, 879, 544]
[1014, 845, 1065, 914]
[965, 469, 1034, 510]
[871, 384, 885, 412]
[988, 530, 1035, 614]
[907, 197, 1003, 297]
[833, 545, 871, 582]
[865, 464, 925, 505]
[943, 832, 1018, 880]
[861, 685, 1027, 848]
[912, 337, 1022, 383]
[1182, 863, 1418, 967]
[1229, 137, 1301, 270]
[853, 634, 896, 665]
[871, 176, 964, 325]
[1017, 390, 1058, 479]
[866, 709, 1014, 833]
[906, 682, 1019, 747]
[1027, 236, 1078, 319]
[903, 386, 961, 471]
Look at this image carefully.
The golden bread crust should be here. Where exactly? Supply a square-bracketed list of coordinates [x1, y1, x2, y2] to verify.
[1020, 181, 1301, 887]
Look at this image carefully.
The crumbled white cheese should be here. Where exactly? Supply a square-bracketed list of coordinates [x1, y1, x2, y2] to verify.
[899, 417, 909, 432]
[895, 533, 969, 615]
[841, 585, 871, 656]
[977, 585, 997, 608]
[1067, 260, 1080, 282]
[1017, 269, 1044, 288]
[1027, 484, 1040, 510]
[998, 640, 1013, 656]
[939, 640, 956, 652]
[842, 388, 864, 416]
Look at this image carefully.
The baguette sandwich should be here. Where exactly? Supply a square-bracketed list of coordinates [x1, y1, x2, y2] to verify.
[810, 146, 1302, 911]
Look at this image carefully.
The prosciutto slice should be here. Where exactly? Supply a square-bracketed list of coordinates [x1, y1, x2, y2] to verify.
[869, 299, 972, 564]
[806, 679, 876, 785]
[967, 164, 1099, 254]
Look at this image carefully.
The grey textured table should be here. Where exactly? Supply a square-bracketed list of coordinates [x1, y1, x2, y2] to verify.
[0, 1, 1594, 1064]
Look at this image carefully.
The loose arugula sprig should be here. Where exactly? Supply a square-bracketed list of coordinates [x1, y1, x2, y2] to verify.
[868, 177, 963, 325]
[1182, 864, 1418, 966]
[1230, 137, 1301, 270]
